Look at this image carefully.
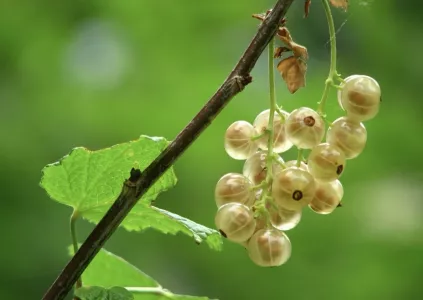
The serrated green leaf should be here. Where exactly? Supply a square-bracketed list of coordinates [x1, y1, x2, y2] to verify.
[73, 247, 215, 300]
[40, 135, 176, 211]
[41, 135, 222, 249]
[70, 246, 156, 287]
[75, 286, 133, 300]
[81, 206, 222, 251]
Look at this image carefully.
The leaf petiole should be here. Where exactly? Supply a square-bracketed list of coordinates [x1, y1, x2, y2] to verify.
[70, 210, 82, 290]
[296, 148, 304, 167]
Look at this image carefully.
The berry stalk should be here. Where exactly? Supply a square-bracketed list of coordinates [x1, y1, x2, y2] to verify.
[265, 37, 277, 184]
[317, 0, 338, 114]
[296, 148, 304, 167]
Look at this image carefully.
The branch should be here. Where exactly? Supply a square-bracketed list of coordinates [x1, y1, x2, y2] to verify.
[42, 1, 295, 299]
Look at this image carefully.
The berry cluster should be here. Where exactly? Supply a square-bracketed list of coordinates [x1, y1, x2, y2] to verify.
[214, 74, 381, 267]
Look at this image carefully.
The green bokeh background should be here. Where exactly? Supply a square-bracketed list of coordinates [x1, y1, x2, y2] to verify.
[1, 1, 422, 299]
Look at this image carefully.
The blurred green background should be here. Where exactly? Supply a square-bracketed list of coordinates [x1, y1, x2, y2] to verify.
[1, 0, 423, 299]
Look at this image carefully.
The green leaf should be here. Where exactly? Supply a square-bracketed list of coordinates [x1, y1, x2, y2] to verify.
[81, 206, 222, 250]
[40, 135, 176, 210]
[73, 247, 215, 300]
[41, 135, 222, 249]
[75, 286, 133, 300]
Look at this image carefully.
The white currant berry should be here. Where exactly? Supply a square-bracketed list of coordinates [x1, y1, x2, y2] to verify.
[215, 203, 256, 243]
[247, 228, 291, 267]
[309, 180, 344, 214]
[253, 109, 293, 153]
[285, 107, 325, 149]
[224, 121, 258, 160]
[266, 201, 302, 231]
[338, 75, 381, 121]
[307, 143, 346, 182]
[243, 151, 284, 185]
[272, 166, 316, 211]
[214, 173, 255, 208]
[326, 117, 367, 159]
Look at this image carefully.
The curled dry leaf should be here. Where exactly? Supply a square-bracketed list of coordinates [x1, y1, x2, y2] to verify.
[329, 0, 348, 10]
[275, 26, 308, 93]
[290, 41, 308, 60]
[277, 28, 308, 60]
[277, 56, 307, 94]
[277, 27, 293, 43]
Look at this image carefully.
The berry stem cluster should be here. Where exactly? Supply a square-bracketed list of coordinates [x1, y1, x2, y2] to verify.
[215, 1, 382, 268]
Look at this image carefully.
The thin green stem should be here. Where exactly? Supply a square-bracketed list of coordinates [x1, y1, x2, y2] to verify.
[296, 148, 304, 167]
[251, 130, 269, 141]
[275, 108, 286, 122]
[317, 0, 337, 114]
[272, 153, 287, 169]
[265, 38, 277, 184]
[254, 38, 277, 226]
[250, 181, 267, 191]
[125, 287, 173, 297]
[70, 211, 82, 290]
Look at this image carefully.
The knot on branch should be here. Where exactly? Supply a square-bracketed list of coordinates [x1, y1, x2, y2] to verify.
[128, 168, 142, 184]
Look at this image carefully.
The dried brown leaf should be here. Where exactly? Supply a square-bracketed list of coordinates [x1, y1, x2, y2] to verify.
[304, 0, 311, 18]
[277, 27, 293, 43]
[290, 41, 308, 60]
[277, 56, 307, 93]
[329, 0, 348, 10]
[276, 27, 308, 60]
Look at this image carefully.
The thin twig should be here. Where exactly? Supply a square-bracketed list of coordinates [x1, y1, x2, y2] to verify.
[42, 1, 295, 299]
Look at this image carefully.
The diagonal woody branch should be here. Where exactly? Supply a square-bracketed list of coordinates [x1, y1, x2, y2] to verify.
[42, 1, 295, 299]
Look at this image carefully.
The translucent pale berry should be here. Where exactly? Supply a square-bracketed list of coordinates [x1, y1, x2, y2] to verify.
[338, 75, 381, 121]
[285, 107, 325, 149]
[307, 143, 346, 182]
[243, 151, 284, 185]
[266, 201, 302, 231]
[254, 214, 267, 233]
[272, 166, 316, 211]
[326, 117, 367, 159]
[309, 180, 344, 214]
[214, 173, 255, 208]
[247, 228, 291, 267]
[253, 109, 293, 153]
[224, 121, 258, 160]
[215, 203, 256, 243]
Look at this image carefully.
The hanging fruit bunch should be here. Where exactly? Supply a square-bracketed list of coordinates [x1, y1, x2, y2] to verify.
[213, 0, 381, 267]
